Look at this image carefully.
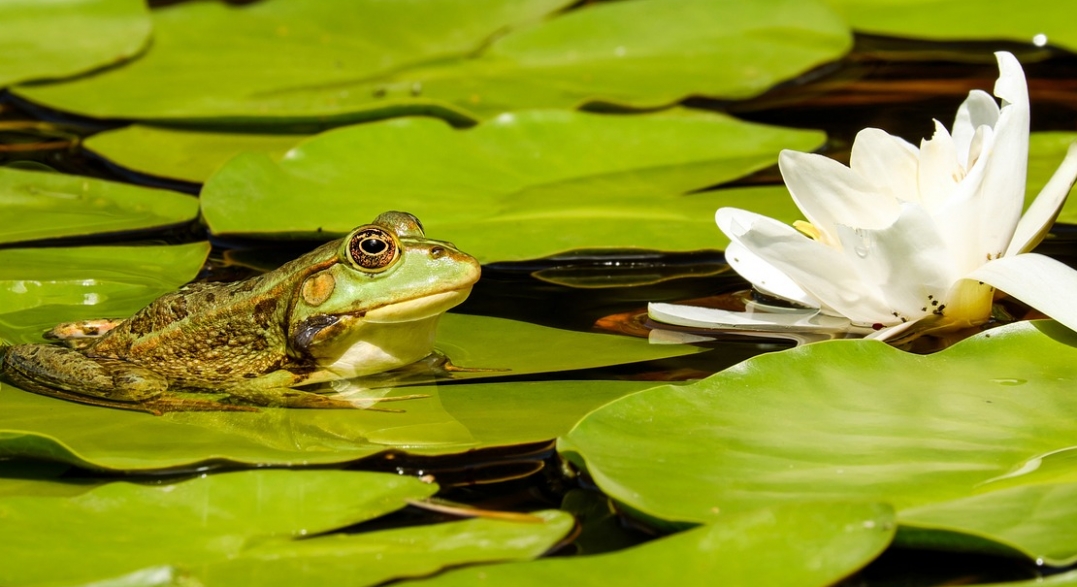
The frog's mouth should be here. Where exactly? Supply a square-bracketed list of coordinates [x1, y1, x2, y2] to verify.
[359, 287, 474, 324]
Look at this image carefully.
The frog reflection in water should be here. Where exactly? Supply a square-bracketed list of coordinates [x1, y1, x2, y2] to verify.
[0, 212, 481, 414]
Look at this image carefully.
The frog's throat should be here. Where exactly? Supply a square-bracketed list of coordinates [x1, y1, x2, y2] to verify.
[358, 288, 473, 324]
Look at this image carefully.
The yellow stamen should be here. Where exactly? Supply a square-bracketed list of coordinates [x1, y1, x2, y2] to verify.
[793, 220, 822, 241]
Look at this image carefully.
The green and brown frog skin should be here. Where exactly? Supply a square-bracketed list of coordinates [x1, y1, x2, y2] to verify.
[0, 212, 480, 415]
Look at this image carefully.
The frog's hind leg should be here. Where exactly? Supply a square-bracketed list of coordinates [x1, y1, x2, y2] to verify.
[1, 344, 254, 415]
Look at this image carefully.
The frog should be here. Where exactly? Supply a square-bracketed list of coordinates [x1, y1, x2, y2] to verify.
[0, 211, 480, 415]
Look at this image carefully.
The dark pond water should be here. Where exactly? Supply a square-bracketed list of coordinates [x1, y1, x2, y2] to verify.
[3, 34, 1077, 585]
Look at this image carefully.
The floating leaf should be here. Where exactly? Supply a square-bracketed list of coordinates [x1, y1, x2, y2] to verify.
[0, 0, 150, 87]
[824, 0, 1077, 52]
[188, 510, 572, 587]
[0, 167, 198, 245]
[0, 469, 436, 586]
[15, 0, 850, 124]
[559, 321, 1077, 564]
[201, 109, 819, 261]
[0, 242, 210, 344]
[84, 125, 302, 184]
[0, 377, 662, 471]
[404, 502, 894, 587]
[12, 0, 573, 124]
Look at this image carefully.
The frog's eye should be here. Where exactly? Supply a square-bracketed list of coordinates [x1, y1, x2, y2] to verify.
[347, 226, 399, 272]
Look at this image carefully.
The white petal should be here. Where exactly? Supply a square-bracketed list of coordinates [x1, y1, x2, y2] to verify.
[722, 208, 894, 324]
[928, 125, 996, 275]
[1006, 141, 1077, 256]
[717, 209, 818, 307]
[778, 150, 901, 243]
[849, 128, 921, 204]
[952, 89, 1000, 167]
[833, 203, 957, 321]
[975, 51, 1030, 256]
[647, 303, 852, 333]
[917, 120, 963, 210]
[965, 253, 1077, 333]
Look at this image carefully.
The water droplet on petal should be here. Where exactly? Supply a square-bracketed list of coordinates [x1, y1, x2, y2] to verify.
[854, 245, 869, 258]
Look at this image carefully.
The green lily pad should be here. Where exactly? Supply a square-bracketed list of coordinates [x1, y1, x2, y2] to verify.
[0, 0, 150, 88]
[0, 242, 210, 345]
[1028, 132, 1077, 225]
[0, 377, 662, 471]
[0, 469, 436, 586]
[403, 501, 894, 587]
[824, 0, 1077, 52]
[201, 109, 820, 261]
[187, 510, 572, 587]
[11, 0, 572, 124]
[84, 125, 302, 184]
[559, 320, 1077, 565]
[15, 0, 850, 124]
[0, 167, 199, 245]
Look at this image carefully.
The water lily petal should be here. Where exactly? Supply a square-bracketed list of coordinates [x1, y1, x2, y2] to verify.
[849, 128, 920, 204]
[1006, 141, 1077, 256]
[917, 120, 963, 211]
[975, 51, 1030, 258]
[966, 253, 1077, 333]
[778, 149, 901, 244]
[717, 210, 818, 307]
[834, 203, 957, 321]
[647, 303, 851, 333]
[929, 124, 996, 275]
[722, 208, 893, 324]
[952, 89, 1000, 168]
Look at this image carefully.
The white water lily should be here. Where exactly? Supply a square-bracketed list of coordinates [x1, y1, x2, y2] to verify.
[651, 51, 1077, 342]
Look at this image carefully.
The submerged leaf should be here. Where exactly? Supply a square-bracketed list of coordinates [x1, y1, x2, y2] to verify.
[559, 320, 1077, 564]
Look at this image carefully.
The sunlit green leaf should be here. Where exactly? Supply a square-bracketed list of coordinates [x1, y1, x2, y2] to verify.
[0, 0, 150, 87]
[0, 376, 662, 471]
[189, 510, 572, 587]
[201, 109, 819, 261]
[403, 502, 894, 587]
[824, 0, 1077, 52]
[559, 320, 1077, 565]
[11, 0, 573, 124]
[0, 469, 436, 586]
[0, 167, 198, 245]
[0, 242, 210, 344]
[84, 125, 302, 184]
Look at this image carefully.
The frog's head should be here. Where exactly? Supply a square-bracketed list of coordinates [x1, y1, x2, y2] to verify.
[287, 211, 480, 375]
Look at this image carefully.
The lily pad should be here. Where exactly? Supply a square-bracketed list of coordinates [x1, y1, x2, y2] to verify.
[187, 510, 573, 587]
[0, 242, 210, 345]
[201, 109, 820, 261]
[558, 320, 1077, 565]
[84, 125, 302, 184]
[0, 469, 436, 586]
[14, 0, 850, 124]
[0, 167, 199, 245]
[403, 501, 894, 587]
[1028, 132, 1077, 225]
[0, 377, 662, 471]
[0, 0, 150, 87]
[824, 0, 1077, 52]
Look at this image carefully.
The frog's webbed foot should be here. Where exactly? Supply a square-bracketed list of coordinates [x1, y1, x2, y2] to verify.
[44, 319, 125, 348]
